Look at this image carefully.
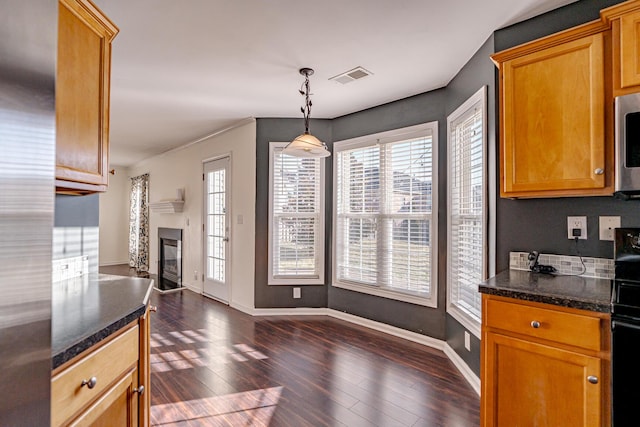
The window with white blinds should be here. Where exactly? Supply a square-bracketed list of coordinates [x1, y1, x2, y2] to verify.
[268, 143, 325, 285]
[447, 87, 487, 337]
[333, 123, 437, 307]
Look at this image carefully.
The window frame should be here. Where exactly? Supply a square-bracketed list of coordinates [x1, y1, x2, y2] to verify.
[268, 142, 326, 285]
[331, 122, 438, 307]
[446, 86, 488, 338]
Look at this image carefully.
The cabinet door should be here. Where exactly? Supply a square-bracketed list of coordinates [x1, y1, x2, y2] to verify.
[56, 0, 117, 193]
[69, 369, 138, 427]
[138, 307, 152, 427]
[620, 9, 640, 89]
[501, 33, 606, 197]
[482, 332, 602, 427]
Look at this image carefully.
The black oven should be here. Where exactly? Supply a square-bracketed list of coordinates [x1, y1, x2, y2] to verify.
[611, 228, 640, 426]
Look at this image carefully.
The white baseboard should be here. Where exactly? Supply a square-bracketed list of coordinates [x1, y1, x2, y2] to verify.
[183, 283, 203, 294]
[221, 305, 479, 393]
[99, 261, 129, 267]
[232, 303, 329, 316]
[326, 309, 446, 351]
[443, 344, 481, 395]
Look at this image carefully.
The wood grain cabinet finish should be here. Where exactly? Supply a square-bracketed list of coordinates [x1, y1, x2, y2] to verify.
[56, 0, 118, 194]
[481, 295, 611, 427]
[51, 318, 150, 427]
[492, 22, 613, 198]
[602, 1, 640, 96]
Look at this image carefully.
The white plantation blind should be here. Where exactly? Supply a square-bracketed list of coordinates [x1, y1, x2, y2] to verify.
[335, 125, 435, 302]
[447, 88, 486, 333]
[269, 144, 324, 284]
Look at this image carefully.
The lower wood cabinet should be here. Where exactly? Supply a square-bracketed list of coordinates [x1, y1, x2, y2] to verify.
[481, 295, 610, 427]
[52, 310, 151, 427]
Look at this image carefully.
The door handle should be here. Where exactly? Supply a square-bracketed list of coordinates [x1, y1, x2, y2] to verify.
[223, 237, 229, 242]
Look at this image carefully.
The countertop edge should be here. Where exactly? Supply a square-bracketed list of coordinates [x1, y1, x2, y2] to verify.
[52, 304, 147, 369]
[52, 278, 154, 370]
[478, 270, 611, 314]
[478, 286, 610, 313]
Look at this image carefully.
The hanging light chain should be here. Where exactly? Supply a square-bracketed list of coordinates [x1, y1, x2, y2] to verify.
[299, 69, 313, 133]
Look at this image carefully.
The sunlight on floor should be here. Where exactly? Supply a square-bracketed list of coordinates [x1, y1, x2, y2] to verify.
[150, 334, 269, 373]
[150, 386, 282, 426]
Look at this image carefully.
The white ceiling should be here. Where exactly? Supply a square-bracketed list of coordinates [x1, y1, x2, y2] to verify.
[94, 0, 577, 167]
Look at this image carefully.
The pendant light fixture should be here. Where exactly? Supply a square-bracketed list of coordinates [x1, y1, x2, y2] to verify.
[282, 68, 331, 158]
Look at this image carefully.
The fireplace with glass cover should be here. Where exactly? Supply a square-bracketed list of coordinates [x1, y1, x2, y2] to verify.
[157, 227, 182, 292]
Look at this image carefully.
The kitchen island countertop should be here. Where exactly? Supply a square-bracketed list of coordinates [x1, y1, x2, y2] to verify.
[478, 269, 611, 313]
[52, 274, 153, 369]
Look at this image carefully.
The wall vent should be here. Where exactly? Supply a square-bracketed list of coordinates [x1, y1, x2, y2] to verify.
[329, 66, 373, 84]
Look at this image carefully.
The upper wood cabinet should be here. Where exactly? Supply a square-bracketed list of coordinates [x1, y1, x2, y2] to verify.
[602, 0, 640, 96]
[492, 22, 613, 198]
[56, 0, 118, 194]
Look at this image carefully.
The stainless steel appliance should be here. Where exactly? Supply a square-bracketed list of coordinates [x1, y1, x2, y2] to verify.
[614, 93, 640, 199]
[611, 228, 640, 425]
[0, 0, 56, 425]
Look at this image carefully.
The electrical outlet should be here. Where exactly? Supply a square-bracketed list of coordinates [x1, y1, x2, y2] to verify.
[194, 270, 198, 280]
[293, 287, 301, 299]
[464, 331, 471, 351]
[599, 216, 621, 241]
[567, 216, 587, 240]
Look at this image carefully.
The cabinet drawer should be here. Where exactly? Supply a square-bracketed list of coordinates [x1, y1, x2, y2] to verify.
[52, 326, 139, 426]
[484, 298, 602, 351]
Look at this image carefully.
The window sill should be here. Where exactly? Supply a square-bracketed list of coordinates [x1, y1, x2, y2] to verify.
[268, 277, 324, 286]
[332, 280, 436, 308]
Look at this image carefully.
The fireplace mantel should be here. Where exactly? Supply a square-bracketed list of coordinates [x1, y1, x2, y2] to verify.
[149, 200, 184, 214]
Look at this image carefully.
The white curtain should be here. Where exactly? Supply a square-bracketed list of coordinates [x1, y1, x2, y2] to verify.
[129, 173, 149, 271]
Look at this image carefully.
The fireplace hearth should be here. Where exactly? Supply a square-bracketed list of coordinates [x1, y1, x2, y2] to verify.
[157, 227, 183, 292]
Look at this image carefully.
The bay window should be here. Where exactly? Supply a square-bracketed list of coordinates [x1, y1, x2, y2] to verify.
[333, 123, 438, 307]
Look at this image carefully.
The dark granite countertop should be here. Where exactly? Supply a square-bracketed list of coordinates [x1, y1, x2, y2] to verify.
[52, 274, 154, 369]
[478, 269, 612, 313]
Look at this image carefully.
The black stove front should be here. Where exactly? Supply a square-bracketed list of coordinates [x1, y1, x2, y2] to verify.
[611, 228, 640, 426]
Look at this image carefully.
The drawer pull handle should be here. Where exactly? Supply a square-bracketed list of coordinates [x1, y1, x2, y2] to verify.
[81, 377, 97, 389]
[133, 385, 145, 396]
[150, 305, 157, 313]
[587, 376, 599, 384]
[530, 320, 541, 329]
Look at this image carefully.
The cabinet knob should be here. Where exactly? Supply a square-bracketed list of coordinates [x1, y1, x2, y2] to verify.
[530, 320, 541, 329]
[133, 385, 145, 396]
[587, 375, 599, 384]
[81, 377, 97, 389]
[594, 168, 604, 175]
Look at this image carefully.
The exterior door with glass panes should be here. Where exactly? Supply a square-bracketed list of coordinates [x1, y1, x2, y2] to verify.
[203, 157, 230, 303]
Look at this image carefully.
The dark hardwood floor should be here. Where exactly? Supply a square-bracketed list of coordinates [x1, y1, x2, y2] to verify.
[100, 265, 480, 426]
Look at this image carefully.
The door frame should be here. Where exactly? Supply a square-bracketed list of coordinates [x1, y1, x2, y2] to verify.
[202, 153, 232, 303]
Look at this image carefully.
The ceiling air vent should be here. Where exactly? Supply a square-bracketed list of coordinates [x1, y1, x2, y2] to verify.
[329, 66, 373, 84]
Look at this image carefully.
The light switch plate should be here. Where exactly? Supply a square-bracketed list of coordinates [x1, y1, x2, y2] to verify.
[599, 216, 621, 241]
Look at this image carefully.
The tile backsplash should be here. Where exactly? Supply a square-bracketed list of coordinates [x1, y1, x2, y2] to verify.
[52, 255, 89, 282]
[52, 226, 99, 276]
[510, 251, 614, 279]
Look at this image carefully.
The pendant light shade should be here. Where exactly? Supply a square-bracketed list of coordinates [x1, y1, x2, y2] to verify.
[282, 68, 331, 158]
[286, 132, 331, 158]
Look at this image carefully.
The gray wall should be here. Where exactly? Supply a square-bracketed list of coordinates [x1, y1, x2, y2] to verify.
[494, 0, 634, 274]
[330, 89, 448, 339]
[443, 35, 496, 371]
[255, 118, 332, 308]
[254, 0, 634, 379]
[54, 194, 101, 275]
